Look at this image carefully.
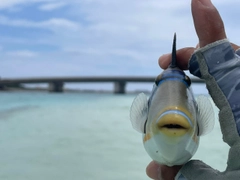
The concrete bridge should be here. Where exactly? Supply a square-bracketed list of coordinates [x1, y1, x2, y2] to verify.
[0, 76, 204, 94]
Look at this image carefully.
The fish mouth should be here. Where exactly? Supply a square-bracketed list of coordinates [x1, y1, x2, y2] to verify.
[161, 124, 187, 129]
[157, 110, 192, 136]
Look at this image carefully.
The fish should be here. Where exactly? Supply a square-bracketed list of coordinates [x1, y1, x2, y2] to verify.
[129, 34, 215, 167]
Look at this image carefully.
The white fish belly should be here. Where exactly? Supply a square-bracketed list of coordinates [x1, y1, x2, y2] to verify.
[143, 133, 199, 166]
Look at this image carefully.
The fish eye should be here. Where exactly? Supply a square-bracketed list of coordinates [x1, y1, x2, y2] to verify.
[155, 74, 162, 85]
[184, 76, 191, 86]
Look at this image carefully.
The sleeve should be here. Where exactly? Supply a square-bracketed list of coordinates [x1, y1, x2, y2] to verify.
[176, 39, 240, 180]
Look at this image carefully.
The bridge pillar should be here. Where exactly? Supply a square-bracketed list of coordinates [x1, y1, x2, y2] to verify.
[114, 81, 126, 94]
[49, 82, 64, 92]
[0, 84, 5, 90]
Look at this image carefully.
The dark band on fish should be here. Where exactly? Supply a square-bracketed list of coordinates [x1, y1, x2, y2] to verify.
[155, 71, 191, 87]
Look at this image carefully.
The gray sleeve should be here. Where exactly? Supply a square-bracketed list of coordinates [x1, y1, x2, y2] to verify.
[176, 39, 240, 180]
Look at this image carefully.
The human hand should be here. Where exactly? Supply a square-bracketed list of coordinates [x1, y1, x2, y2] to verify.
[146, 0, 239, 179]
[158, 0, 239, 71]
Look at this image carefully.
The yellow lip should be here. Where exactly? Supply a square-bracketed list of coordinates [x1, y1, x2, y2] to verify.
[157, 113, 191, 137]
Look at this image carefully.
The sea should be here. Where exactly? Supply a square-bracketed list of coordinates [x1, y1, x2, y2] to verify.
[0, 91, 229, 180]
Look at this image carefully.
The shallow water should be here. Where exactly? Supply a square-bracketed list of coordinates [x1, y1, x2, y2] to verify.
[0, 92, 229, 180]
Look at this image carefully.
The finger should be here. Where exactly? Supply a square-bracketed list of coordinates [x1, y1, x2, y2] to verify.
[191, 0, 226, 47]
[158, 47, 196, 70]
[146, 161, 161, 179]
[146, 161, 182, 180]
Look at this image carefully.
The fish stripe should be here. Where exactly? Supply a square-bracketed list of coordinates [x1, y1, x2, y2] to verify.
[158, 78, 190, 88]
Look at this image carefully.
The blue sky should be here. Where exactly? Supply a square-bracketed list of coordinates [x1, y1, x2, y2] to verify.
[0, 0, 239, 91]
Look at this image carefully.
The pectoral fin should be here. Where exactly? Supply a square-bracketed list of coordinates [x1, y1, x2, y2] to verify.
[196, 95, 216, 136]
[130, 93, 148, 133]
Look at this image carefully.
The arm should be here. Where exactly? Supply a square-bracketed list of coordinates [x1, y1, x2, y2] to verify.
[146, 0, 240, 179]
[179, 39, 240, 179]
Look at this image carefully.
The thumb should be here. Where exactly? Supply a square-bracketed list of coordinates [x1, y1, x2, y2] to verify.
[191, 0, 226, 47]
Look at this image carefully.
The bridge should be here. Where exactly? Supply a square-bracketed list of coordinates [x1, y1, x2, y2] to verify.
[0, 76, 204, 94]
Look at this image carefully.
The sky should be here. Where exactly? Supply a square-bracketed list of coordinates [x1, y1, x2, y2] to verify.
[0, 0, 239, 91]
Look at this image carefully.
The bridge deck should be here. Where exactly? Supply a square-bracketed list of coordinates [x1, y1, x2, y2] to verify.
[0, 76, 204, 84]
[0, 76, 204, 93]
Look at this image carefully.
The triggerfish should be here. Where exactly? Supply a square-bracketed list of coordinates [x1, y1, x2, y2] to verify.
[130, 34, 215, 166]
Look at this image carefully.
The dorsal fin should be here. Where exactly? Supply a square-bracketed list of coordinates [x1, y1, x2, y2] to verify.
[170, 33, 177, 68]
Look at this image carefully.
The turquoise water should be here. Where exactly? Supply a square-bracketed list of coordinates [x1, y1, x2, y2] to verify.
[0, 92, 229, 180]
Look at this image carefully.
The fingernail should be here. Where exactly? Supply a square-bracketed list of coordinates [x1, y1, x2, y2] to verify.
[198, 0, 213, 7]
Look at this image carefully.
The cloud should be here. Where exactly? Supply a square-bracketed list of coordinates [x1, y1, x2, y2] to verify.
[0, 0, 240, 82]
[40, 18, 80, 30]
[63, 47, 147, 61]
[0, 0, 27, 9]
[6, 50, 38, 58]
[39, 2, 66, 11]
[0, 15, 80, 30]
[0, 0, 44, 9]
